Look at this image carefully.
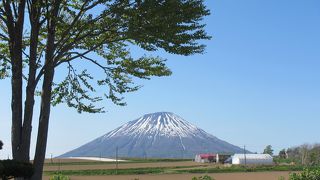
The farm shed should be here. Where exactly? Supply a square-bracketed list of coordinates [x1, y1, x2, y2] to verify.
[232, 154, 273, 165]
[194, 153, 216, 163]
[217, 154, 232, 163]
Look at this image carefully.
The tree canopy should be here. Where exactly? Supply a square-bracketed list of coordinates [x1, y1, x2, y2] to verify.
[278, 149, 287, 159]
[0, 0, 210, 113]
[0, 0, 210, 179]
[263, 145, 274, 155]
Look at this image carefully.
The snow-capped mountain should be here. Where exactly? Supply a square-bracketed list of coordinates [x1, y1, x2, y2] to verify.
[59, 112, 244, 158]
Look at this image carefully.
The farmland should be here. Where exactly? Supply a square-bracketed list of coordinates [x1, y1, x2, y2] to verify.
[44, 172, 291, 180]
[42, 158, 296, 180]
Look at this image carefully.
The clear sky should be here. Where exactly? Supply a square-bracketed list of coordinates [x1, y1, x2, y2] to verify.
[1, 0, 320, 159]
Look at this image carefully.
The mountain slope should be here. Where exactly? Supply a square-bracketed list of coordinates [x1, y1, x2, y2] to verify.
[60, 112, 244, 158]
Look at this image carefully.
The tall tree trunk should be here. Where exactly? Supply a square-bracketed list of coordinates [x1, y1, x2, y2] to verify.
[31, 67, 54, 180]
[21, 1, 42, 162]
[11, 47, 23, 161]
[32, 2, 59, 177]
[7, 0, 26, 161]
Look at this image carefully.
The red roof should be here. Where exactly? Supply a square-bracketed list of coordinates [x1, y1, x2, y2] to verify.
[199, 154, 216, 159]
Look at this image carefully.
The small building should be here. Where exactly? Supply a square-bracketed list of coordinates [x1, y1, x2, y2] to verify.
[231, 154, 273, 165]
[195, 153, 216, 163]
[195, 153, 233, 163]
[218, 154, 232, 163]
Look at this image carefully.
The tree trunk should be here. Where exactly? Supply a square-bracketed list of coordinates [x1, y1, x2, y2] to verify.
[11, 50, 24, 180]
[31, 67, 54, 180]
[31, 3, 59, 177]
[21, 5, 41, 162]
[5, 0, 26, 162]
[11, 50, 23, 161]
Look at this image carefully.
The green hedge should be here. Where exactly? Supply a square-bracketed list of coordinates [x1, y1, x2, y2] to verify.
[0, 160, 34, 179]
[50, 173, 71, 180]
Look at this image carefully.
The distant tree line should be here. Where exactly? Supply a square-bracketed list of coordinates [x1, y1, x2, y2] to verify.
[276, 143, 320, 165]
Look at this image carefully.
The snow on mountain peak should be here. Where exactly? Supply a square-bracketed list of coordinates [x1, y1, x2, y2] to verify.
[60, 112, 245, 158]
[104, 112, 207, 139]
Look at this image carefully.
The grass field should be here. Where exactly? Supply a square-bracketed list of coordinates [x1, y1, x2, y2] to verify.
[42, 158, 298, 180]
[44, 172, 291, 180]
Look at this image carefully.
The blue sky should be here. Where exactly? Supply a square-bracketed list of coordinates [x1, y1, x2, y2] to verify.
[1, 0, 320, 159]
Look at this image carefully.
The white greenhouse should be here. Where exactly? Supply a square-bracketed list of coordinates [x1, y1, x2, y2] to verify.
[231, 154, 273, 165]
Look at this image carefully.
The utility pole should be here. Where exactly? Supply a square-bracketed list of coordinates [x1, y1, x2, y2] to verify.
[58, 159, 61, 172]
[244, 145, 247, 166]
[116, 146, 118, 174]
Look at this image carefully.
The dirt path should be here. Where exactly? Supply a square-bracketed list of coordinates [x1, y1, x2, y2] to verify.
[43, 171, 291, 180]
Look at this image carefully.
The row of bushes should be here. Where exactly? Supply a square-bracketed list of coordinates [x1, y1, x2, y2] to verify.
[0, 160, 34, 180]
[0, 140, 69, 180]
[0, 160, 70, 180]
[0, 140, 34, 179]
[279, 167, 320, 180]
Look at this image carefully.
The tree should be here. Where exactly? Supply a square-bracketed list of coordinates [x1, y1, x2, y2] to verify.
[300, 144, 310, 165]
[279, 149, 287, 159]
[263, 145, 274, 155]
[309, 144, 320, 165]
[0, 140, 3, 150]
[0, 0, 210, 179]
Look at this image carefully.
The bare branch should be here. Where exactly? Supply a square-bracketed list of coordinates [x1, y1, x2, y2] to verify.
[67, 51, 112, 73]
[11, 1, 17, 19]
[22, 49, 30, 59]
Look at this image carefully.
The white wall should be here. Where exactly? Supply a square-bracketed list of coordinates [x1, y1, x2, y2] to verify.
[232, 154, 273, 165]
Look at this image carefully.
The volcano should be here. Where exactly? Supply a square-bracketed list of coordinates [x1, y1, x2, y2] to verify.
[59, 112, 244, 158]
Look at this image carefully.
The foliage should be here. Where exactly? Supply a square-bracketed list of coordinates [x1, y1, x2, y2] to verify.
[0, 160, 34, 180]
[50, 173, 70, 180]
[263, 145, 274, 155]
[273, 156, 299, 165]
[279, 149, 287, 159]
[289, 168, 320, 180]
[279, 167, 320, 180]
[0, 0, 211, 113]
[286, 144, 320, 165]
[0, 142, 34, 179]
[192, 175, 215, 180]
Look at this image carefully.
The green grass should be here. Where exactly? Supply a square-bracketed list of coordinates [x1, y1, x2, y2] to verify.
[273, 157, 300, 165]
[44, 166, 196, 176]
[45, 158, 192, 166]
[44, 164, 313, 176]
[176, 165, 305, 174]
[45, 167, 165, 176]
[123, 158, 192, 162]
